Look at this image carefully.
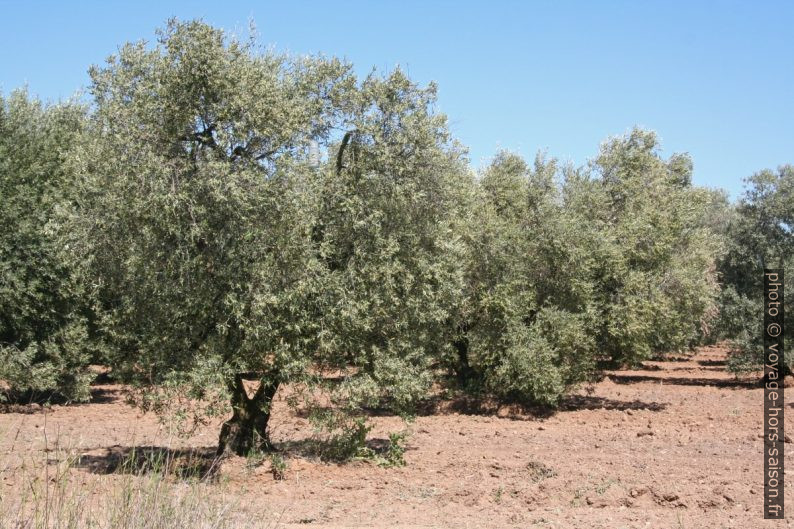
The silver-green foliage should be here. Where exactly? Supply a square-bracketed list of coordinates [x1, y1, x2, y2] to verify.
[68, 19, 470, 451]
[68, 19, 355, 442]
[456, 130, 725, 406]
[717, 165, 793, 373]
[314, 69, 471, 414]
[0, 90, 93, 402]
[586, 129, 724, 364]
[457, 152, 600, 406]
[10, 19, 732, 440]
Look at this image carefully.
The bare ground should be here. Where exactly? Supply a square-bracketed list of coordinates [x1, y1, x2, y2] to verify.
[1, 344, 792, 528]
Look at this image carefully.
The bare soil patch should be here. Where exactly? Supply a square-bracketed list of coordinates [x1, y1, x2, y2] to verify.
[1, 344, 792, 528]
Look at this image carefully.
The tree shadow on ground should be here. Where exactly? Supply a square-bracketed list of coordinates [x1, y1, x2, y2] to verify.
[557, 395, 667, 412]
[422, 394, 667, 419]
[322, 392, 669, 421]
[636, 363, 664, 371]
[275, 436, 399, 463]
[637, 364, 723, 372]
[697, 359, 727, 367]
[75, 445, 221, 481]
[650, 354, 693, 362]
[606, 373, 758, 388]
[88, 386, 121, 404]
[0, 386, 121, 413]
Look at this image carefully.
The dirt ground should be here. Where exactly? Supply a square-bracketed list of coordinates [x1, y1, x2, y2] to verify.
[1, 344, 792, 528]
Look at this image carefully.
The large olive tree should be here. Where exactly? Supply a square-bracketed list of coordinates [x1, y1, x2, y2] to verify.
[69, 20, 355, 455]
[70, 19, 470, 455]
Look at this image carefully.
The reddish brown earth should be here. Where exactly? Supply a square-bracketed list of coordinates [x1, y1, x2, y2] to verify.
[2, 344, 793, 528]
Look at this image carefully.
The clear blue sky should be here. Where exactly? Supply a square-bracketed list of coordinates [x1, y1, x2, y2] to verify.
[1, 1, 792, 198]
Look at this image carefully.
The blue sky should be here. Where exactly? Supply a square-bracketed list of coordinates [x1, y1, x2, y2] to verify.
[1, 1, 792, 198]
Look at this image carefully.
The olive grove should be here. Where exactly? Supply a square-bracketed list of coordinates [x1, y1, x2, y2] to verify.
[0, 18, 780, 457]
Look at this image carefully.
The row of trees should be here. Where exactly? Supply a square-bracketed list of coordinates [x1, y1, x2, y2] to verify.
[715, 166, 793, 374]
[0, 20, 788, 455]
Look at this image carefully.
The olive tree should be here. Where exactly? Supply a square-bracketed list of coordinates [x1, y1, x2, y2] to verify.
[0, 90, 94, 402]
[586, 129, 724, 365]
[452, 151, 600, 406]
[313, 70, 471, 416]
[69, 20, 355, 455]
[453, 130, 726, 405]
[717, 165, 793, 374]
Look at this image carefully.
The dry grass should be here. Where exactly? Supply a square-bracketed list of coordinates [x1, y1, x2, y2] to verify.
[0, 423, 273, 529]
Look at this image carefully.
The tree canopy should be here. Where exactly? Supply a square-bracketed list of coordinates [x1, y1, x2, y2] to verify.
[0, 18, 780, 457]
[716, 165, 793, 373]
[0, 90, 93, 402]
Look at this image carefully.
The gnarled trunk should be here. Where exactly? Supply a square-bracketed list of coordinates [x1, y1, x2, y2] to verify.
[217, 374, 279, 457]
[455, 335, 474, 385]
[454, 322, 475, 386]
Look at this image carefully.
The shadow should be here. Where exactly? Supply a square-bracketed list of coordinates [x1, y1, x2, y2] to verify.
[418, 395, 536, 417]
[75, 445, 221, 481]
[606, 374, 758, 388]
[0, 389, 71, 408]
[294, 401, 416, 419]
[697, 360, 727, 367]
[91, 371, 117, 385]
[557, 395, 667, 412]
[0, 385, 121, 412]
[651, 355, 693, 362]
[277, 436, 402, 462]
[0, 402, 42, 414]
[88, 386, 122, 404]
[636, 363, 663, 371]
[411, 392, 667, 420]
[645, 365, 724, 372]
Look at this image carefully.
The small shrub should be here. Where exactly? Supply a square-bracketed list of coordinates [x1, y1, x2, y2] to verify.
[321, 417, 373, 462]
[269, 453, 288, 481]
[526, 460, 556, 483]
[379, 431, 408, 468]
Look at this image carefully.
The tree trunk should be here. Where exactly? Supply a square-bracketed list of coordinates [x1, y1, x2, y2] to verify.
[217, 374, 279, 457]
[454, 332, 475, 386]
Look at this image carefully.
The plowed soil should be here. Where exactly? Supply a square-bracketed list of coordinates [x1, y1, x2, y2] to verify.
[2, 344, 792, 528]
